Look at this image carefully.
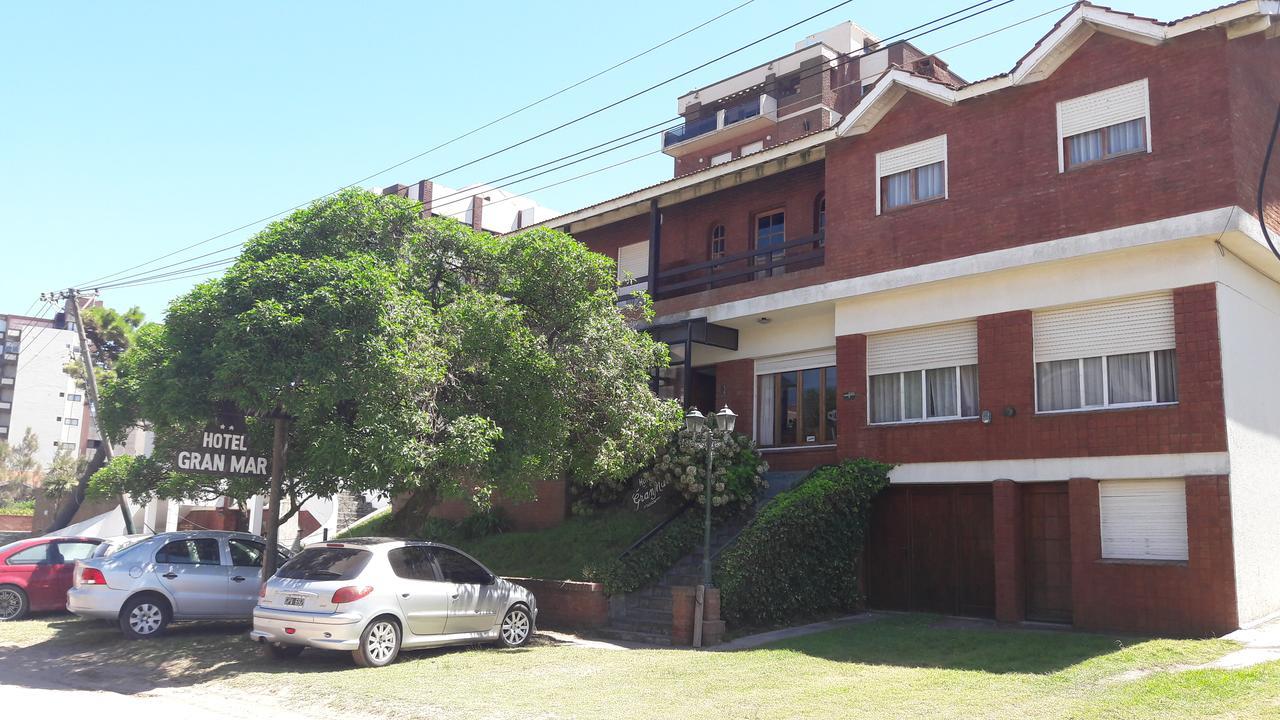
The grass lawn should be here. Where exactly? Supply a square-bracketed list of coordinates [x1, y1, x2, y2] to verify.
[3, 613, 1278, 719]
[340, 506, 664, 581]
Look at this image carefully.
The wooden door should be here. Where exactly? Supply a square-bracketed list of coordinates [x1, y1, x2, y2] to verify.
[1022, 483, 1073, 623]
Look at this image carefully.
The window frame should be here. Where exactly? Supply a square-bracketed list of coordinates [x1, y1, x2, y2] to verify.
[880, 161, 946, 212]
[431, 547, 494, 586]
[1062, 118, 1148, 171]
[154, 538, 222, 566]
[867, 363, 979, 426]
[1034, 349, 1178, 415]
[709, 223, 726, 260]
[756, 365, 837, 448]
[753, 208, 787, 278]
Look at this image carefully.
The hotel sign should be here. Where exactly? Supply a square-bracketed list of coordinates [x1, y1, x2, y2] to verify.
[175, 420, 270, 478]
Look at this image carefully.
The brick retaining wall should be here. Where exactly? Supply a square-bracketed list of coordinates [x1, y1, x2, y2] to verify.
[0, 514, 32, 532]
[506, 577, 609, 630]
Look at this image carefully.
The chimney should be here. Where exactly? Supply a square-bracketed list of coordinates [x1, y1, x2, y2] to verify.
[417, 179, 433, 218]
[470, 195, 484, 232]
[380, 183, 407, 197]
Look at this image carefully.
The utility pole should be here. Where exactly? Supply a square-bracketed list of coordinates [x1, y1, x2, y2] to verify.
[58, 289, 135, 534]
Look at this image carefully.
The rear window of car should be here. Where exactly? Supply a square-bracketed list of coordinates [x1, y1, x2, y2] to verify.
[276, 547, 371, 581]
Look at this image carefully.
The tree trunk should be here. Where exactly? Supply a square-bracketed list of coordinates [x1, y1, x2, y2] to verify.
[45, 445, 108, 533]
[390, 486, 439, 535]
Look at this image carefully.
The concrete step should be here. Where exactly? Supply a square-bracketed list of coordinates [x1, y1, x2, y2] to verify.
[634, 595, 673, 612]
[592, 627, 671, 646]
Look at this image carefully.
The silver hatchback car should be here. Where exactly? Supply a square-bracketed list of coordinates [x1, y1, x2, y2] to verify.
[251, 538, 537, 667]
[67, 530, 287, 638]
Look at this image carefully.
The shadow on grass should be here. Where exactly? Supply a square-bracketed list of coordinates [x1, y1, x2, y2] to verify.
[0, 615, 557, 695]
[756, 614, 1135, 675]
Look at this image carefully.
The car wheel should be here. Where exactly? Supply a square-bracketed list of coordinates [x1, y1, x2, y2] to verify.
[119, 595, 170, 639]
[352, 617, 400, 668]
[264, 642, 305, 660]
[0, 585, 28, 622]
[498, 604, 532, 648]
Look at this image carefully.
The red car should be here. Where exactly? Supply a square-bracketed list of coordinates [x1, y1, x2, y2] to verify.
[0, 536, 103, 620]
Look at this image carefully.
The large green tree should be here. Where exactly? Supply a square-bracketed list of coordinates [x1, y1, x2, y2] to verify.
[93, 189, 679, 564]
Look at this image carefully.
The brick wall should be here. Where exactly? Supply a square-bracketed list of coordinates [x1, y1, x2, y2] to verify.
[835, 284, 1226, 465]
[1227, 32, 1280, 233]
[506, 577, 608, 630]
[178, 508, 246, 532]
[715, 359, 754, 438]
[0, 515, 32, 532]
[430, 479, 568, 532]
[1067, 475, 1237, 636]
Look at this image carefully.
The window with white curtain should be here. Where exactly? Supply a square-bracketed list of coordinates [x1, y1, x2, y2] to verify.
[876, 135, 947, 214]
[866, 320, 979, 425]
[1033, 292, 1178, 413]
[1057, 79, 1150, 172]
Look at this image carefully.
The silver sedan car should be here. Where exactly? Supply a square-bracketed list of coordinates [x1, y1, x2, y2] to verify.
[251, 537, 537, 667]
[67, 530, 287, 639]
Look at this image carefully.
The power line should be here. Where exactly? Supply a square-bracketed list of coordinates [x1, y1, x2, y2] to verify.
[72, 0, 761, 291]
[85, 0, 1020, 292]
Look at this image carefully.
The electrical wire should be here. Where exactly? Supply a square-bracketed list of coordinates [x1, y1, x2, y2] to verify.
[84, 0, 1023, 292]
[1257, 101, 1280, 263]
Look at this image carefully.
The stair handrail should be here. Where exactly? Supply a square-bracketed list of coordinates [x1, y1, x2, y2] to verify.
[617, 500, 694, 561]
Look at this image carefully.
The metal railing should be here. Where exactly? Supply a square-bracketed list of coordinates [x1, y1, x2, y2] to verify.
[654, 231, 824, 299]
[662, 115, 718, 148]
[617, 500, 694, 561]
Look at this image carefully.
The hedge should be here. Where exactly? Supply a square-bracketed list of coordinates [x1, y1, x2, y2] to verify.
[585, 509, 703, 596]
[715, 458, 891, 627]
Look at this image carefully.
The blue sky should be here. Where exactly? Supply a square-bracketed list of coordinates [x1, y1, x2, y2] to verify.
[1, 0, 1215, 321]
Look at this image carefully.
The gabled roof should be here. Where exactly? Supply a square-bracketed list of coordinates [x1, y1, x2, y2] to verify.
[836, 0, 1278, 137]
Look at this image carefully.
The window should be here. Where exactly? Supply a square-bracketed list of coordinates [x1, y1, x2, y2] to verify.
[66, 393, 82, 402]
[740, 140, 763, 156]
[228, 538, 286, 568]
[277, 547, 371, 581]
[757, 362, 836, 447]
[710, 151, 732, 166]
[867, 321, 979, 425]
[54, 542, 99, 563]
[616, 240, 649, 294]
[5, 545, 49, 565]
[876, 135, 947, 214]
[155, 538, 221, 565]
[710, 224, 726, 260]
[64, 417, 79, 426]
[1033, 293, 1177, 413]
[754, 210, 786, 278]
[1099, 479, 1188, 561]
[432, 547, 492, 585]
[814, 194, 826, 247]
[388, 546, 439, 581]
[60, 442, 76, 452]
[1057, 79, 1150, 172]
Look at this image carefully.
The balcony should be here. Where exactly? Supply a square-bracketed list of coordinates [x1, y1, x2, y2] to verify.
[0, 401, 9, 411]
[662, 94, 778, 156]
[0, 378, 13, 386]
[4, 329, 18, 340]
[652, 232, 824, 301]
[2, 353, 15, 363]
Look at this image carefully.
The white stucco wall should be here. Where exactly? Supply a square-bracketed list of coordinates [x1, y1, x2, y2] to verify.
[1216, 256, 1280, 626]
[7, 322, 82, 466]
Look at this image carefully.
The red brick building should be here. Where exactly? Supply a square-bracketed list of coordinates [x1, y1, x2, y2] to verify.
[530, 2, 1280, 636]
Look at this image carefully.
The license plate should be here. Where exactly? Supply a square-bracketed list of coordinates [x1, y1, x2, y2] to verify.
[284, 595, 304, 607]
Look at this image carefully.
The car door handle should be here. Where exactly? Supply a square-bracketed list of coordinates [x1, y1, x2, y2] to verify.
[232, 576, 246, 583]
[401, 593, 410, 598]
[451, 594, 460, 600]
[162, 572, 178, 579]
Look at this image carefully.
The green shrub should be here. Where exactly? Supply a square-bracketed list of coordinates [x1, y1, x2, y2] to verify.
[0, 500, 35, 516]
[417, 516, 463, 544]
[629, 430, 767, 514]
[586, 509, 703, 596]
[334, 507, 393, 539]
[457, 505, 512, 539]
[716, 459, 892, 628]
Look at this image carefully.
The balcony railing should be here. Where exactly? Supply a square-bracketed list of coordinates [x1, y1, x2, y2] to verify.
[653, 232, 824, 300]
[662, 93, 777, 150]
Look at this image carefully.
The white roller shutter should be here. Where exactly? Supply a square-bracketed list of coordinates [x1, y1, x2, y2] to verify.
[755, 349, 837, 375]
[867, 320, 977, 375]
[875, 135, 947, 215]
[616, 241, 649, 291]
[1033, 292, 1174, 363]
[1056, 79, 1150, 171]
[1099, 479, 1188, 561]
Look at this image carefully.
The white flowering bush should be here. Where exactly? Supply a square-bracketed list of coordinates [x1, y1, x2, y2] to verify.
[636, 429, 768, 513]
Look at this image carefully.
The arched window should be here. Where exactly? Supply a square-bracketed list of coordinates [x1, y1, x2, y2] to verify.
[814, 193, 826, 246]
[710, 224, 726, 260]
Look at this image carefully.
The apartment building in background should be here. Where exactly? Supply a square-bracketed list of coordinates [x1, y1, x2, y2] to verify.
[526, 1, 1280, 636]
[378, 180, 557, 233]
[0, 310, 88, 466]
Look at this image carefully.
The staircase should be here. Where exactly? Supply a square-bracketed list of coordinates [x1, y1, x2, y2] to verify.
[593, 470, 812, 645]
[335, 493, 377, 534]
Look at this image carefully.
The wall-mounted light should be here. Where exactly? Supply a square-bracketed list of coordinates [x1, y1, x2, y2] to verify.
[757, 316, 772, 324]
[842, 391, 857, 401]
[980, 409, 993, 425]
[1003, 405, 1017, 418]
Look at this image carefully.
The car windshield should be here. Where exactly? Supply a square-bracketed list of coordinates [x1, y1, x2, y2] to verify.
[276, 547, 371, 581]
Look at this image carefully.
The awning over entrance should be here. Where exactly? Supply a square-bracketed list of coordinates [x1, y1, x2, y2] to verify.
[642, 318, 738, 410]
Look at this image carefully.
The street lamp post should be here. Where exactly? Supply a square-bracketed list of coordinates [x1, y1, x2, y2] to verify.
[684, 404, 736, 648]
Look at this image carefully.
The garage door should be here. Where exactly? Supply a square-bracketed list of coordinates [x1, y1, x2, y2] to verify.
[865, 484, 995, 618]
